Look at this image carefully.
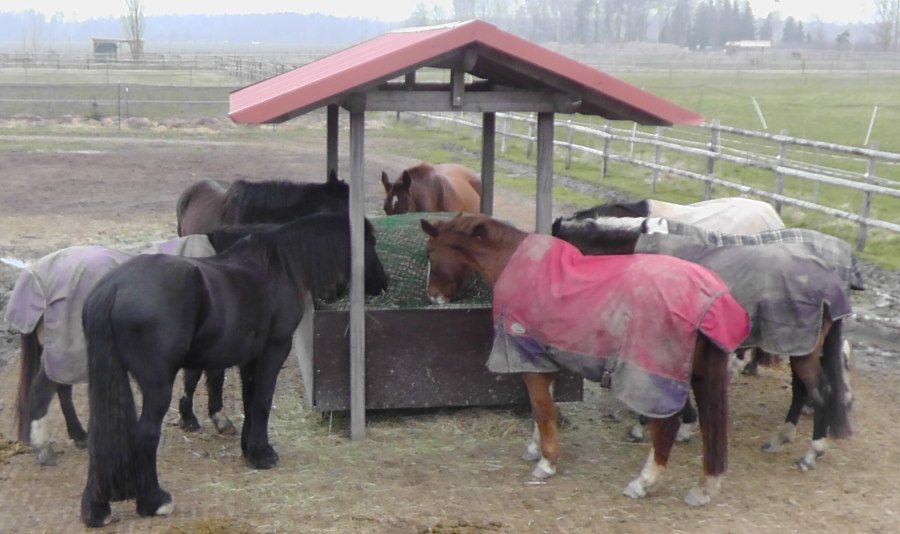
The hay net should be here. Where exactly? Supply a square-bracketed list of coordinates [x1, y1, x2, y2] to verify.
[317, 213, 491, 311]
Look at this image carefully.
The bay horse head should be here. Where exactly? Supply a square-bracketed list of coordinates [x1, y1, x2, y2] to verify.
[381, 170, 414, 215]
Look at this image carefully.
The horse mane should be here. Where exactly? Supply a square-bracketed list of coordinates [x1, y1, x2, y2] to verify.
[570, 200, 650, 220]
[251, 213, 370, 299]
[223, 178, 349, 222]
[206, 223, 280, 253]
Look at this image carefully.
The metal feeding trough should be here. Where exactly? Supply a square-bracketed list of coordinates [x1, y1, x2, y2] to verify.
[293, 214, 583, 411]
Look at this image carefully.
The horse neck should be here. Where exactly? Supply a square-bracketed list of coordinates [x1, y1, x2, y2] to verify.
[465, 232, 526, 288]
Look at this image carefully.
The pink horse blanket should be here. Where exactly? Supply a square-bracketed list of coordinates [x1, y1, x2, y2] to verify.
[488, 234, 750, 418]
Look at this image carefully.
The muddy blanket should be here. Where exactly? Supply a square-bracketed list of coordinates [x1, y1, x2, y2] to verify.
[636, 233, 851, 356]
[661, 219, 864, 290]
[647, 197, 785, 234]
[3, 236, 215, 384]
[488, 234, 749, 418]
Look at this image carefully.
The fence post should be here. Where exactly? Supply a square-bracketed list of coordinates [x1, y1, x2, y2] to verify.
[856, 142, 878, 252]
[774, 129, 788, 214]
[500, 116, 507, 154]
[651, 126, 662, 194]
[601, 120, 611, 178]
[526, 119, 534, 159]
[629, 123, 637, 157]
[704, 119, 720, 200]
[565, 117, 574, 169]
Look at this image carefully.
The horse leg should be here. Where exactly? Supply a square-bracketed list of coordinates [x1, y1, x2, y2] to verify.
[628, 401, 696, 444]
[521, 372, 559, 480]
[29, 368, 60, 466]
[57, 384, 88, 448]
[241, 342, 291, 470]
[205, 368, 236, 435]
[239, 363, 256, 458]
[177, 369, 203, 431]
[623, 415, 680, 499]
[684, 338, 729, 506]
[761, 370, 804, 453]
[133, 379, 176, 518]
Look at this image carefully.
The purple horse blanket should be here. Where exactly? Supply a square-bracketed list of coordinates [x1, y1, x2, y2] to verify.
[488, 234, 749, 418]
[3, 236, 216, 384]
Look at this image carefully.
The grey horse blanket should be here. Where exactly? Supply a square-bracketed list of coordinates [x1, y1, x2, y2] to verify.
[635, 233, 851, 356]
[3, 236, 216, 384]
[662, 219, 864, 290]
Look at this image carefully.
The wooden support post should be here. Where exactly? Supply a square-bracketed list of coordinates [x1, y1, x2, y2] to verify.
[348, 97, 367, 440]
[526, 120, 534, 159]
[536, 112, 554, 234]
[481, 112, 495, 215]
[450, 68, 465, 108]
[705, 119, 720, 200]
[774, 129, 788, 214]
[564, 117, 574, 169]
[601, 120, 611, 178]
[857, 142, 878, 252]
[326, 104, 339, 177]
[651, 127, 662, 194]
[500, 116, 507, 153]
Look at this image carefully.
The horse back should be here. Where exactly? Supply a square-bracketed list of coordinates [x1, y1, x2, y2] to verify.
[414, 164, 481, 213]
[177, 179, 230, 236]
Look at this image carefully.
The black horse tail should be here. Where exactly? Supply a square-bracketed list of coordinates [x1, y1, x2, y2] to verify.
[822, 319, 853, 439]
[15, 330, 42, 443]
[82, 282, 138, 503]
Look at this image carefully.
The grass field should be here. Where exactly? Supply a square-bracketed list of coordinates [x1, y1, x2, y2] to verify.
[0, 65, 897, 267]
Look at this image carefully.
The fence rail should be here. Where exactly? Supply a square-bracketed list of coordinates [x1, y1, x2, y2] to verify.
[410, 112, 900, 251]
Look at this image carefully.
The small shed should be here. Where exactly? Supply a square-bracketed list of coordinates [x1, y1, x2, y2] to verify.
[229, 20, 703, 438]
[91, 37, 144, 59]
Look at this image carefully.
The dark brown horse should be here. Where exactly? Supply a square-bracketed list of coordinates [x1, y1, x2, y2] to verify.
[381, 162, 481, 215]
[176, 171, 349, 236]
[421, 214, 750, 506]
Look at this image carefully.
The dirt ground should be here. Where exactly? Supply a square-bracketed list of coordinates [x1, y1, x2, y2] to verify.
[1, 122, 899, 534]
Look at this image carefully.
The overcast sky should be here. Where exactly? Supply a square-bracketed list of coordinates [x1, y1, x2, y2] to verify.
[6, 1, 878, 24]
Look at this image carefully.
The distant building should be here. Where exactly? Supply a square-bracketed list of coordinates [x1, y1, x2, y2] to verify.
[91, 38, 144, 59]
[725, 40, 772, 55]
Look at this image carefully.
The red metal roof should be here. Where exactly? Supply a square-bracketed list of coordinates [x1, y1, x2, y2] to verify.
[229, 20, 703, 126]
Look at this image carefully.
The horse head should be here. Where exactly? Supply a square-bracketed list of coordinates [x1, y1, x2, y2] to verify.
[421, 214, 524, 299]
[381, 170, 414, 215]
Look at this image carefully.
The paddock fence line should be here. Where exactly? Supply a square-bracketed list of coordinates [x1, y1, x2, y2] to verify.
[407, 112, 900, 251]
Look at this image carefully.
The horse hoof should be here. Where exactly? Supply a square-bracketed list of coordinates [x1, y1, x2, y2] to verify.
[212, 415, 237, 436]
[37, 447, 58, 466]
[530, 458, 556, 480]
[675, 424, 695, 443]
[81, 495, 112, 528]
[73, 437, 88, 450]
[684, 487, 712, 507]
[625, 426, 645, 443]
[795, 457, 816, 471]
[761, 442, 783, 454]
[156, 500, 175, 516]
[246, 448, 279, 470]
[137, 488, 173, 517]
[179, 416, 201, 432]
[801, 404, 815, 416]
[622, 479, 647, 499]
[521, 443, 541, 462]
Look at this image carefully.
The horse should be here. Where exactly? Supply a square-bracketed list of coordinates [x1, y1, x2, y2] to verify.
[569, 197, 784, 234]
[80, 213, 389, 528]
[3, 229, 275, 466]
[175, 170, 349, 236]
[551, 215, 854, 470]
[421, 214, 750, 506]
[381, 162, 481, 215]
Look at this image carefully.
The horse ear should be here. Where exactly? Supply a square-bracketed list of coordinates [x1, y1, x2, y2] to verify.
[551, 217, 561, 236]
[420, 219, 440, 237]
[400, 170, 412, 189]
[381, 171, 391, 192]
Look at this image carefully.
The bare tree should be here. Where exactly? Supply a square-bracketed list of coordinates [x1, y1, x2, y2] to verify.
[122, 0, 145, 59]
[873, 0, 899, 51]
[22, 10, 46, 52]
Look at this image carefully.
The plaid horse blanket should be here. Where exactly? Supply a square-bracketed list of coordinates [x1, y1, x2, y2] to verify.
[635, 232, 851, 356]
[3, 236, 216, 384]
[488, 234, 749, 418]
[660, 220, 864, 290]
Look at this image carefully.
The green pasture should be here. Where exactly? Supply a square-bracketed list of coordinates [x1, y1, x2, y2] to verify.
[0, 66, 897, 267]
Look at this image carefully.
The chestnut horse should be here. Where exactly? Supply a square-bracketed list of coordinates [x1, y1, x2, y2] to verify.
[421, 214, 751, 506]
[381, 162, 481, 215]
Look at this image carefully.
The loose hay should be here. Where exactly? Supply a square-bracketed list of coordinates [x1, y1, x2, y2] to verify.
[0, 439, 27, 463]
[163, 518, 258, 534]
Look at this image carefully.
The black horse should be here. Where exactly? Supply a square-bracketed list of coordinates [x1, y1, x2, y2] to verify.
[174, 173, 350, 432]
[552, 215, 853, 471]
[80, 213, 389, 528]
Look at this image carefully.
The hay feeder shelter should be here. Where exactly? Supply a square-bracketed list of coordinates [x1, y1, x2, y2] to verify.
[229, 20, 703, 438]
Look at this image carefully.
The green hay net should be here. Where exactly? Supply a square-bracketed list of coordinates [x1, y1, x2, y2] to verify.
[317, 213, 492, 311]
